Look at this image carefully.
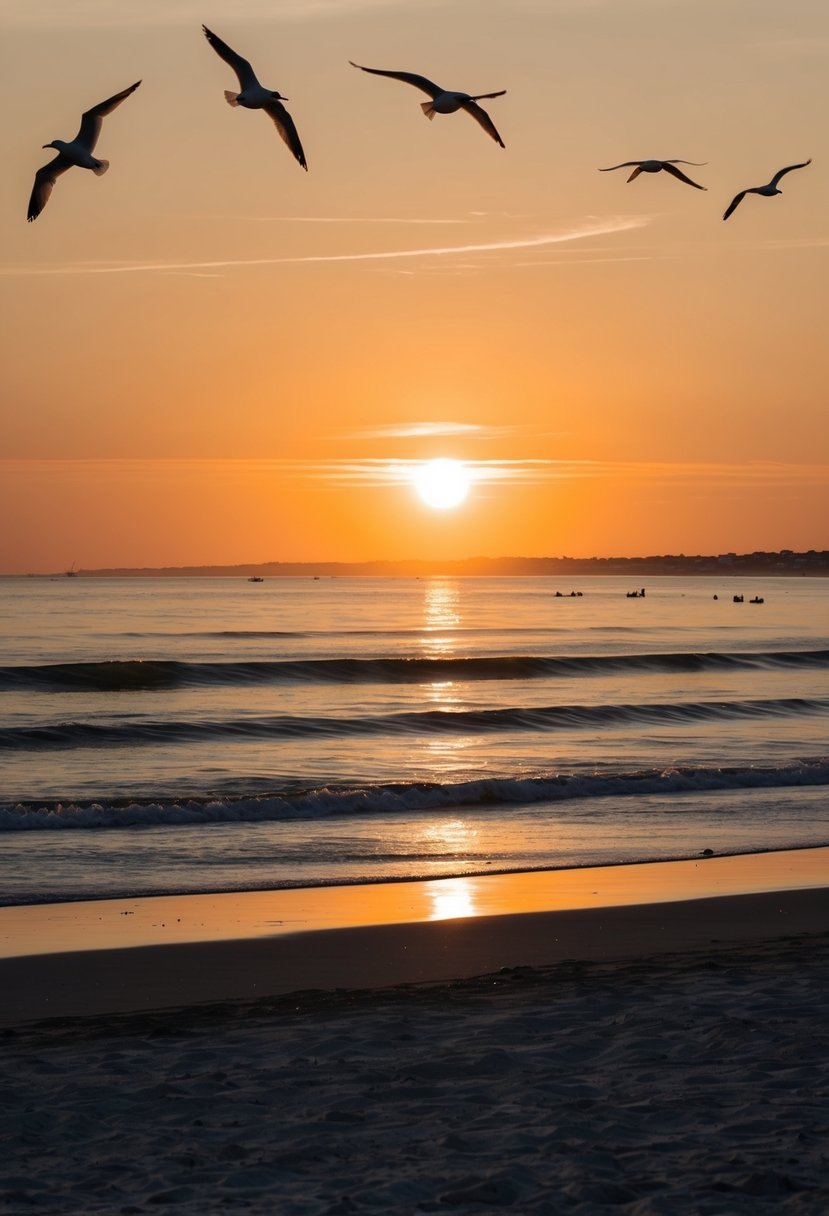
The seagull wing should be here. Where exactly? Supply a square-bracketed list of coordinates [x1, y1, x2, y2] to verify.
[263, 99, 308, 170]
[27, 153, 72, 222]
[770, 158, 812, 188]
[722, 189, 748, 221]
[462, 100, 505, 147]
[202, 26, 260, 91]
[599, 162, 642, 172]
[75, 80, 141, 152]
[348, 62, 442, 99]
[664, 159, 707, 166]
[627, 166, 643, 182]
[662, 163, 706, 189]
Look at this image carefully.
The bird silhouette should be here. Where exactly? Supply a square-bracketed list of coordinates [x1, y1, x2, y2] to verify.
[599, 158, 707, 189]
[27, 80, 141, 222]
[202, 25, 307, 171]
[723, 159, 811, 221]
[349, 61, 506, 148]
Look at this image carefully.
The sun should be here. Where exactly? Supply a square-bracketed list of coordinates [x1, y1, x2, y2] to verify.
[413, 458, 471, 510]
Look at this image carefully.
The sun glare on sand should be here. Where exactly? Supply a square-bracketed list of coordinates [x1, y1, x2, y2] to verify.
[413, 459, 471, 510]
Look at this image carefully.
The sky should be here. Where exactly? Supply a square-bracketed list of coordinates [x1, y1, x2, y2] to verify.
[1, 0, 827, 573]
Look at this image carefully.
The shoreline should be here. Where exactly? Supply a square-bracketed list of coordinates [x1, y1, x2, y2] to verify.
[1, 847, 827, 1026]
[4, 839, 827, 911]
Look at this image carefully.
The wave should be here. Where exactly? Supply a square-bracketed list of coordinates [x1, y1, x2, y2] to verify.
[2, 759, 828, 831]
[1, 695, 828, 751]
[2, 648, 827, 692]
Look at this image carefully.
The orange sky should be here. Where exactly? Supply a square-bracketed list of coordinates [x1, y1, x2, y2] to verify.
[1, 0, 827, 573]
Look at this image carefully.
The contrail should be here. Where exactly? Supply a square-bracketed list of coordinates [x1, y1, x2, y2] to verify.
[4, 217, 650, 277]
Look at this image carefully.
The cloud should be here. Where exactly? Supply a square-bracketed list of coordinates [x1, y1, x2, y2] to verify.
[345, 422, 520, 439]
[5, 457, 826, 490]
[245, 216, 475, 226]
[303, 458, 829, 490]
[0, 216, 651, 278]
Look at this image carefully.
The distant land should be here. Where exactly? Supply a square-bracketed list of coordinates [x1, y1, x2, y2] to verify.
[41, 549, 829, 578]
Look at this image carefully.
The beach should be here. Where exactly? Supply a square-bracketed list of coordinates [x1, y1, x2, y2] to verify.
[5, 0, 829, 1203]
[2, 577, 828, 1211]
[2, 851, 828, 1214]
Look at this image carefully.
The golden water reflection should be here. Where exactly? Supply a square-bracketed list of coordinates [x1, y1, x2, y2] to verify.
[422, 817, 478, 850]
[427, 876, 478, 921]
[420, 580, 465, 780]
[424, 679, 461, 708]
[420, 578, 461, 656]
[2, 849, 827, 959]
[422, 821, 481, 920]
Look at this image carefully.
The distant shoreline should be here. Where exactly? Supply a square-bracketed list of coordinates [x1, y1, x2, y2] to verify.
[14, 549, 829, 579]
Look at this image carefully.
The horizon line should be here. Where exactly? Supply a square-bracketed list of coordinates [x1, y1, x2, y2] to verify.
[9, 549, 827, 578]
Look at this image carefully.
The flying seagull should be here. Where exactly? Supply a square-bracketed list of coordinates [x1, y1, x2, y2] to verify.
[599, 159, 707, 189]
[27, 80, 141, 222]
[722, 159, 812, 221]
[202, 25, 307, 171]
[349, 61, 506, 148]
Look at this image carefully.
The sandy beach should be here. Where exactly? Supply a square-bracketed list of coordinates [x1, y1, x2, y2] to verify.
[1, 849, 827, 1213]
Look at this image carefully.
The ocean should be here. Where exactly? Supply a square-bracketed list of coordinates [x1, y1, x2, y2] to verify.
[1, 574, 827, 907]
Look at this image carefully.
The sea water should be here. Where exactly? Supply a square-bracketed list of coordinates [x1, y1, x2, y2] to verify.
[0, 574, 827, 905]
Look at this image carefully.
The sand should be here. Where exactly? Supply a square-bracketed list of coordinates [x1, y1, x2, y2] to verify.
[1, 850, 828, 1213]
[0, 847, 827, 1025]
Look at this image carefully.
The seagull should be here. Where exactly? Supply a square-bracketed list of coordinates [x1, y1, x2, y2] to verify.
[202, 26, 307, 171]
[349, 61, 506, 148]
[27, 80, 141, 222]
[722, 159, 812, 221]
[599, 159, 707, 189]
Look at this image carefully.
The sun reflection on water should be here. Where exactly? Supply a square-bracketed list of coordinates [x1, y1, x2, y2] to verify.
[420, 579, 461, 656]
[427, 876, 477, 921]
[416, 579, 468, 778]
[424, 679, 462, 708]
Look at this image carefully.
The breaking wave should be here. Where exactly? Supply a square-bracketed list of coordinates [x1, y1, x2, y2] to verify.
[2, 758, 828, 831]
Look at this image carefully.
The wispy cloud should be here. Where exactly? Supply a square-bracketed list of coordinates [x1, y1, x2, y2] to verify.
[304, 458, 829, 489]
[245, 216, 475, 226]
[306, 459, 565, 487]
[0, 217, 651, 278]
[345, 422, 524, 440]
[4, 457, 827, 490]
[741, 236, 829, 252]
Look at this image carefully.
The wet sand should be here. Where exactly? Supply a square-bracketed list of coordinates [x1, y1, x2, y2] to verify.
[0, 847, 826, 1026]
[1, 850, 828, 1213]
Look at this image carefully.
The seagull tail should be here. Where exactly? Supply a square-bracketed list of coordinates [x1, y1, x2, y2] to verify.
[420, 101, 436, 120]
[224, 90, 241, 108]
[93, 159, 110, 177]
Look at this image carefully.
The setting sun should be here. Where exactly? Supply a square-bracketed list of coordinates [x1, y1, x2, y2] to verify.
[413, 459, 471, 510]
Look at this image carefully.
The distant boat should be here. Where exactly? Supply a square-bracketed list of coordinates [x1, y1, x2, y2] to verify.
[247, 576, 264, 583]
[65, 563, 79, 577]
